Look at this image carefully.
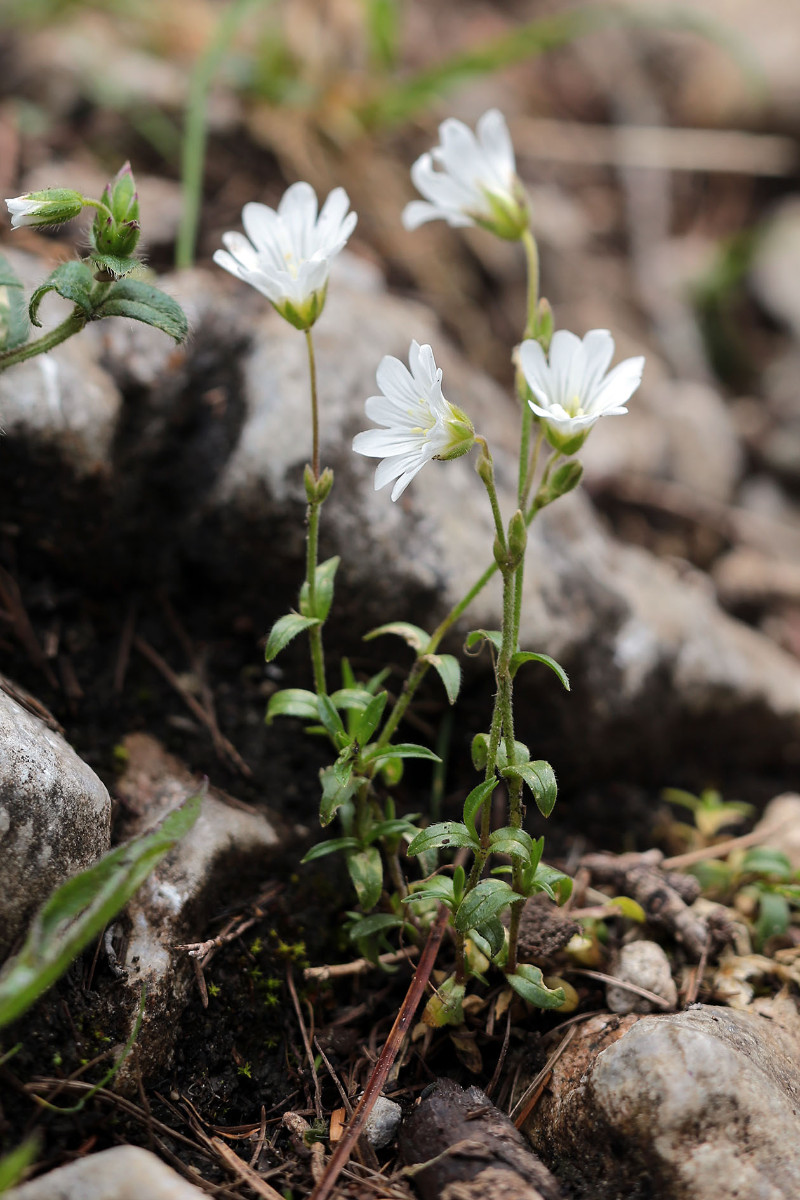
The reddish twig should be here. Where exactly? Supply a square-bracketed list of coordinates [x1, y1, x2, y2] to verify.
[309, 904, 450, 1200]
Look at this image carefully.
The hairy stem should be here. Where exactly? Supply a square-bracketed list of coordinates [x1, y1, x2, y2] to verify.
[0, 310, 86, 372]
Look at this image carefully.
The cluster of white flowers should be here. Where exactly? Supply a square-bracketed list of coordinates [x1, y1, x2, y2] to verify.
[200, 108, 643, 500]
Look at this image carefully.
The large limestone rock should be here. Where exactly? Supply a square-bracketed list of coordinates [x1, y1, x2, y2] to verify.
[0, 683, 110, 959]
[5, 1145, 207, 1200]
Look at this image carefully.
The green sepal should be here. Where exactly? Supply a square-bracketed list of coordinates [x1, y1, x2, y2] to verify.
[465, 629, 504, 656]
[509, 650, 570, 690]
[506, 963, 566, 1010]
[346, 847, 383, 910]
[319, 760, 360, 826]
[265, 688, 318, 723]
[363, 743, 441, 768]
[265, 612, 320, 662]
[422, 653, 461, 705]
[454, 879, 522, 934]
[29, 261, 94, 327]
[300, 837, 359, 863]
[463, 779, 497, 832]
[0, 255, 29, 351]
[535, 459, 584, 507]
[489, 826, 534, 863]
[0, 793, 201, 1029]
[502, 759, 557, 817]
[363, 621, 429, 651]
[299, 556, 340, 621]
[92, 279, 188, 343]
[407, 822, 480, 858]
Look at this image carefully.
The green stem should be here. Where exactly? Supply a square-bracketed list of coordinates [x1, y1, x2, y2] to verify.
[0, 310, 86, 372]
[176, 0, 259, 269]
[303, 328, 326, 695]
[521, 427, 545, 511]
[306, 329, 320, 481]
[521, 228, 540, 340]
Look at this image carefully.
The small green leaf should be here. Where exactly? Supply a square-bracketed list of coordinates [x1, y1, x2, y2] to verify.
[506, 963, 566, 1010]
[29, 261, 94, 327]
[465, 629, 503, 656]
[0, 794, 201, 1029]
[299, 556, 340, 621]
[469, 915, 505, 960]
[379, 756, 403, 786]
[319, 762, 361, 826]
[316, 694, 347, 741]
[471, 733, 530, 772]
[422, 653, 461, 705]
[503, 759, 557, 817]
[489, 827, 534, 862]
[347, 912, 406, 941]
[363, 621, 429, 651]
[527, 862, 573, 905]
[329, 688, 375, 713]
[0, 1137, 39, 1191]
[88, 252, 141, 279]
[740, 847, 793, 879]
[0, 255, 29, 351]
[463, 780, 497, 832]
[265, 612, 320, 662]
[364, 743, 441, 767]
[454, 879, 522, 933]
[754, 889, 790, 948]
[609, 896, 646, 922]
[407, 822, 480, 857]
[265, 688, 318, 723]
[301, 837, 359, 863]
[354, 691, 388, 745]
[509, 650, 570, 690]
[368, 815, 421, 842]
[403, 876, 456, 908]
[93, 279, 188, 342]
[347, 847, 383, 910]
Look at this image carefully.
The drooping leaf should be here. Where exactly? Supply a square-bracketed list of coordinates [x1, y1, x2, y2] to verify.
[403, 876, 456, 909]
[329, 688, 375, 713]
[363, 621, 430, 651]
[463, 779, 497, 832]
[454, 879, 522, 933]
[265, 688, 318, 723]
[0, 794, 201, 1029]
[29, 261, 94, 327]
[528, 863, 573, 905]
[422, 653, 461, 705]
[503, 759, 557, 817]
[506, 963, 566, 1010]
[265, 612, 320, 662]
[407, 822, 480, 857]
[346, 912, 407, 941]
[509, 650, 570, 690]
[465, 629, 504, 656]
[364, 743, 441, 768]
[300, 837, 359, 863]
[93, 279, 188, 342]
[346, 847, 383, 910]
[469, 915, 505, 960]
[489, 827, 534, 863]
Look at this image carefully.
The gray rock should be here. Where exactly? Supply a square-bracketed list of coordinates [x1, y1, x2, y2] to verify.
[0, 684, 110, 960]
[525, 1003, 800, 1199]
[605, 940, 678, 1014]
[5, 1144, 206, 1199]
[111, 733, 281, 1087]
[363, 1093, 402, 1149]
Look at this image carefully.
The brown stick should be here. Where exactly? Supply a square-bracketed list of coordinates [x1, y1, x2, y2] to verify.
[309, 904, 450, 1200]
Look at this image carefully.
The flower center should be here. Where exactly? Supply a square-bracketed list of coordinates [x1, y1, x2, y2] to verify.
[565, 394, 584, 418]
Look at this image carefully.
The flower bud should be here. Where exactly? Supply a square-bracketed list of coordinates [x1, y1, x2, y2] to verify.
[6, 189, 84, 230]
[304, 464, 335, 503]
[532, 297, 553, 350]
[476, 177, 530, 242]
[92, 162, 141, 258]
[535, 460, 583, 510]
[507, 509, 527, 567]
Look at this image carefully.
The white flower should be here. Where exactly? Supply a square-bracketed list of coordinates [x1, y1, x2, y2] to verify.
[402, 109, 528, 240]
[213, 182, 357, 330]
[353, 341, 475, 501]
[6, 189, 83, 229]
[519, 329, 645, 453]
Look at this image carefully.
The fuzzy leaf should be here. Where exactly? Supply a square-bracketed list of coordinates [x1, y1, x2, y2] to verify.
[463, 779, 497, 832]
[299, 556, 340, 621]
[471, 733, 530, 773]
[88, 252, 141, 279]
[422, 653, 461, 705]
[503, 759, 557, 817]
[407, 822, 480, 857]
[509, 650, 570, 690]
[265, 613, 320, 662]
[265, 688, 318, 723]
[93, 279, 188, 342]
[506, 963, 566, 1010]
[363, 621, 429, 651]
[29, 261, 94, 327]
[354, 691, 388, 745]
[301, 837, 359, 863]
[454, 879, 522, 933]
[465, 629, 504, 656]
[364, 743, 441, 767]
[347, 847, 383, 910]
[0, 255, 29, 351]
[489, 827, 534, 862]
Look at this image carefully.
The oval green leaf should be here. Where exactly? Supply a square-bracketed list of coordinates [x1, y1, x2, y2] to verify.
[265, 688, 318, 724]
[454, 879, 522, 934]
[407, 822, 480, 857]
[265, 612, 320, 662]
[509, 650, 570, 690]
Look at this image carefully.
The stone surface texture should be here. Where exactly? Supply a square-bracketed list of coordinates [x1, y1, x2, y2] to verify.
[526, 1003, 800, 1199]
[605, 939, 678, 1014]
[0, 684, 110, 960]
[4, 1145, 207, 1200]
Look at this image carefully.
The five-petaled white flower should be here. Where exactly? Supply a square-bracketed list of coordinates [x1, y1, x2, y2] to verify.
[6, 189, 84, 230]
[213, 182, 357, 331]
[402, 109, 528, 240]
[353, 341, 475, 501]
[519, 329, 645, 454]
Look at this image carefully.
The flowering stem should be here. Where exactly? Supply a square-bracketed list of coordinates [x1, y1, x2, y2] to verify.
[303, 329, 326, 695]
[521, 229, 540, 340]
[521, 427, 545, 511]
[0, 310, 86, 371]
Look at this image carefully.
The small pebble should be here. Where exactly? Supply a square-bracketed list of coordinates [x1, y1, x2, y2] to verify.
[363, 1094, 402, 1148]
[606, 940, 678, 1014]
